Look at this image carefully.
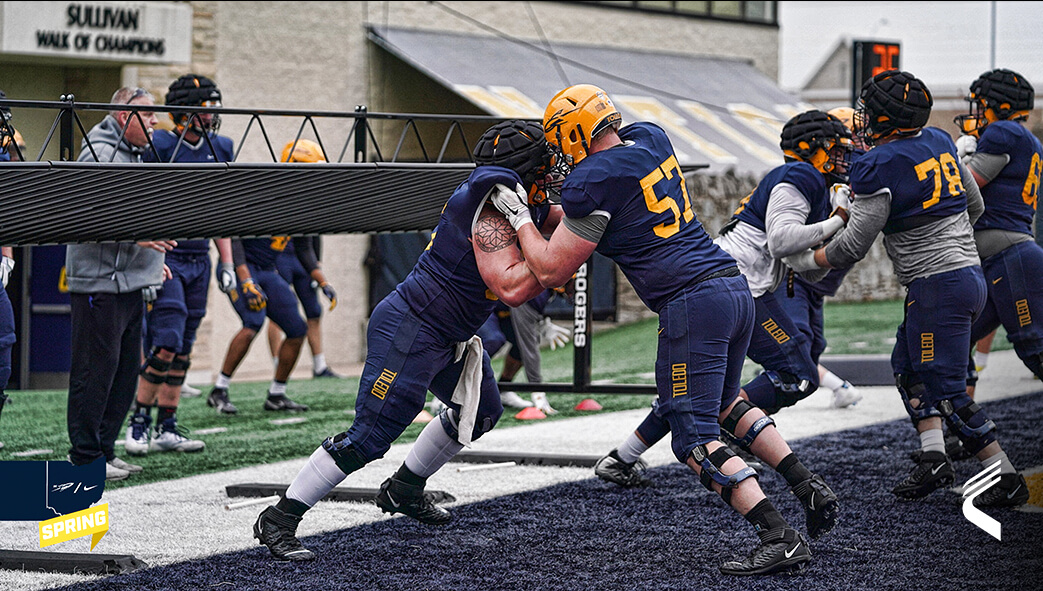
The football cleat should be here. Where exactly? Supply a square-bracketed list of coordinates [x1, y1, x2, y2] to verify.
[501, 391, 534, 409]
[180, 383, 203, 398]
[893, 450, 954, 500]
[313, 367, 344, 379]
[374, 477, 452, 525]
[254, 506, 315, 562]
[207, 387, 238, 415]
[972, 473, 1030, 508]
[719, 527, 811, 576]
[594, 449, 652, 488]
[831, 382, 862, 408]
[264, 394, 309, 412]
[108, 456, 143, 474]
[125, 413, 152, 456]
[104, 462, 130, 481]
[150, 418, 205, 453]
[792, 474, 840, 539]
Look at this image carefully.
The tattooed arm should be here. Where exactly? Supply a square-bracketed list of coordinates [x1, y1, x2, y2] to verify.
[472, 205, 545, 307]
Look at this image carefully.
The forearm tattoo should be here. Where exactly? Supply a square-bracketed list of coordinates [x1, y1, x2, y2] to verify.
[474, 210, 518, 253]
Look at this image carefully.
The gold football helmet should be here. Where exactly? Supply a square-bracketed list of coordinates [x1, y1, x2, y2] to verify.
[282, 139, 327, 163]
[542, 84, 622, 168]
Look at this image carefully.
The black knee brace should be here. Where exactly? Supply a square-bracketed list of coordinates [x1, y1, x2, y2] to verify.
[896, 373, 941, 425]
[762, 370, 816, 412]
[937, 398, 997, 455]
[691, 444, 758, 506]
[721, 399, 775, 450]
[165, 356, 190, 386]
[321, 433, 369, 475]
[140, 349, 174, 384]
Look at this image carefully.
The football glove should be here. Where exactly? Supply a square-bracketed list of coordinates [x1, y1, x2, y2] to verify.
[540, 317, 571, 350]
[241, 279, 267, 311]
[217, 263, 237, 294]
[829, 183, 851, 224]
[319, 282, 338, 311]
[491, 183, 533, 231]
[956, 135, 977, 159]
[0, 256, 14, 288]
[531, 392, 557, 415]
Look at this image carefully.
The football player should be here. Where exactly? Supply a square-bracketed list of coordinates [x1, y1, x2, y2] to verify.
[590, 109, 848, 551]
[788, 70, 1028, 506]
[266, 140, 341, 379]
[254, 120, 549, 561]
[493, 85, 816, 575]
[125, 75, 238, 453]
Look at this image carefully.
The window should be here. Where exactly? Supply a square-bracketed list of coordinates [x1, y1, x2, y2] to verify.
[569, 1, 777, 25]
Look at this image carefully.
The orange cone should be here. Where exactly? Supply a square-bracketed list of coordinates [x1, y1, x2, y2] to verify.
[574, 398, 603, 411]
[514, 406, 547, 420]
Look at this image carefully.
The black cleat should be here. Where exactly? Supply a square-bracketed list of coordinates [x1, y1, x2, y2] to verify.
[264, 394, 309, 412]
[719, 527, 811, 576]
[792, 474, 840, 539]
[893, 450, 954, 500]
[254, 506, 315, 562]
[375, 476, 452, 525]
[207, 387, 238, 415]
[972, 473, 1030, 508]
[594, 449, 652, 487]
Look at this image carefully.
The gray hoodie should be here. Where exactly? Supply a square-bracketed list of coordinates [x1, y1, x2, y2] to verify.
[65, 115, 165, 294]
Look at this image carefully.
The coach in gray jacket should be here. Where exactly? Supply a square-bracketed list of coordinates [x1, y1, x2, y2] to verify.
[66, 87, 175, 481]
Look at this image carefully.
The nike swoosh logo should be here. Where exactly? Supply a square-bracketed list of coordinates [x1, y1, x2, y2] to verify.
[784, 543, 800, 558]
[809, 492, 815, 507]
[387, 493, 401, 508]
[931, 464, 945, 475]
[1007, 485, 1022, 499]
[992, 277, 1003, 284]
[84, 485, 98, 491]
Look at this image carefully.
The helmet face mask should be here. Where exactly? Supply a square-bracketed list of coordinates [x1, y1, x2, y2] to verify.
[165, 74, 223, 136]
[780, 110, 854, 184]
[954, 68, 1034, 137]
[855, 70, 933, 147]
[473, 119, 553, 206]
[542, 84, 622, 170]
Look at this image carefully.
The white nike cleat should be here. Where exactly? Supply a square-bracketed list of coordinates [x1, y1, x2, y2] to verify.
[831, 381, 862, 408]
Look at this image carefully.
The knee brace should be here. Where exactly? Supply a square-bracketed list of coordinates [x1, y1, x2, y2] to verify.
[721, 399, 775, 450]
[140, 349, 174, 384]
[438, 407, 493, 444]
[321, 433, 369, 475]
[762, 370, 815, 412]
[691, 444, 758, 506]
[165, 356, 190, 386]
[1025, 350, 1043, 381]
[896, 373, 941, 424]
[937, 398, 997, 455]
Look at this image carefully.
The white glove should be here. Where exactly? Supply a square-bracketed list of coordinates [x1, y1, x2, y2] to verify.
[531, 391, 557, 414]
[490, 183, 533, 231]
[217, 262, 237, 294]
[540, 317, 571, 350]
[783, 249, 821, 273]
[956, 135, 977, 159]
[0, 256, 14, 288]
[829, 183, 852, 224]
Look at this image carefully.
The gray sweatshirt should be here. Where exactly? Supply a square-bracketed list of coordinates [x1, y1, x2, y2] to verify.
[64, 116, 165, 294]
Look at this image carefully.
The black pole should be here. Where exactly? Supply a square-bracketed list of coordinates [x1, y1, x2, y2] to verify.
[59, 94, 75, 161]
[354, 105, 367, 163]
[571, 258, 593, 393]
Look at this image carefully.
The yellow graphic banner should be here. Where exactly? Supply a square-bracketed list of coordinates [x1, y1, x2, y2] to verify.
[39, 503, 109, 550]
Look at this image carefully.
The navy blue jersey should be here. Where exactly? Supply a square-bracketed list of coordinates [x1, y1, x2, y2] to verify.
[146, 129, 236, 254]
[850, 127, 968, 234]
[560, 122, 734, 312]
[973, 120, 1043, 235]
[396, 166, 525, 342]
[734, 161, 830, 230]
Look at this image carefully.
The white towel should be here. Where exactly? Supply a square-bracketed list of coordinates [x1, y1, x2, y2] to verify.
[451, 335, 484, 447]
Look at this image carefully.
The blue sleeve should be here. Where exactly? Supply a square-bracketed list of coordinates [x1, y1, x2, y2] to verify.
[780, 163, 827, 206]
[849, 152, 886, 196]
[468, 166, 522, 204]
[976, 122, 1016, 157]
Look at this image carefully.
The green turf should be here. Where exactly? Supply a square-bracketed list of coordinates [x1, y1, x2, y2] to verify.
[0, 297, 1007, 488]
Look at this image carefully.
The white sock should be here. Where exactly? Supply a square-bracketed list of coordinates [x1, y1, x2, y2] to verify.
[974, 351, 989, 370]
[617, 432, 650, 464]
[404, 416, 464, 478]
[313, 353, 328, 373]
[979, 450, 1016, 475]
[285, 446, 348, 507]
[820, 370, 846, 391]
[269, 381, 287, 396]
[215, 373, 231, 389]
[919, 429, 945, 454]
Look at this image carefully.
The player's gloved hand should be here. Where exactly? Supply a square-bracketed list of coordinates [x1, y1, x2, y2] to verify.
[241, 279, 267, 311]
[491, 183, 533, 231]
[0, 256, 14, 288]
[784, 249, 821, 273]
[531, 391, 557, 415]
[540, 317, 571, 350]
[217, 262, 237, 294]
[829, 183, 851, 224]
[320, 282, 338, 311]
[956, 134, 977, 159]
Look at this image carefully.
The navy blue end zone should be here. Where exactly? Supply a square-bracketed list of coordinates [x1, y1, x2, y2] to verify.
[55, 391, 1043, 591]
